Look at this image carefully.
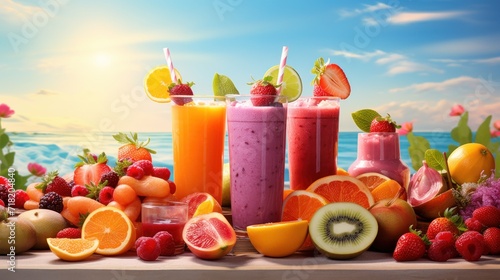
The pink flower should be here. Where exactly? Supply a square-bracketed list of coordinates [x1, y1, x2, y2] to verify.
[27, 162, 46, 177]
[494, 120, 500, 131]
[0, 103, 15, 118]
[397, 122, 413, 136]
[449, 104, 465, 117]
[491, 130, 500, 138]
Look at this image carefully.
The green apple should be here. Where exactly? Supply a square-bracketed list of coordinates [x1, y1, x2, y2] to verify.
[222, 163, 231, 207]
[0, 206, 37, 254]
[18, 209, 68, 249]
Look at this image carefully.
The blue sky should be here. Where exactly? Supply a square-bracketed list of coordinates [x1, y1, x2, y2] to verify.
[1, 0, 499, 133]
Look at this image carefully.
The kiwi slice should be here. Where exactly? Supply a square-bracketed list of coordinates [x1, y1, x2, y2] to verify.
[309, 202, 378, 259]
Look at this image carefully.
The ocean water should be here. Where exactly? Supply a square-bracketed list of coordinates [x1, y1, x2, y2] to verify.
[7, 131, 458, 182]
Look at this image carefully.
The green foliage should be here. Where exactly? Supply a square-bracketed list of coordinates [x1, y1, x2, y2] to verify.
[407, 112, 499, 177]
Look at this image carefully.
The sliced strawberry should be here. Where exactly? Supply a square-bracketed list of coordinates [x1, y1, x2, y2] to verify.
[73, 149, 112, 186]
[312, 58, 351, 99]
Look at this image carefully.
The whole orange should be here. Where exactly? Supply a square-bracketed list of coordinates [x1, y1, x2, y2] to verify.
[447, 143, 495, 185]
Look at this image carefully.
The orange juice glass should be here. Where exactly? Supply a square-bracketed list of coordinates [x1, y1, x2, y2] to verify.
[170, 95, 226, 204]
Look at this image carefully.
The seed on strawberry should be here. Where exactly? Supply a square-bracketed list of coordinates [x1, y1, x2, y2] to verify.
[56, 227, 82, 239]
[472, 205, 500, 228]
[248, 76, 279, 106]
[483, 227, 500, 255]
[393, 227, 429, 262]
[169, 81, 194, 105]
[455, 230, 485, 261]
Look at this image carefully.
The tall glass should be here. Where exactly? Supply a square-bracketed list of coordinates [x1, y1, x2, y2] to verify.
[171, 95, 226, 204]
[348, 132, 410, 190]
[287, 96, 340, 190]
[226, 95, 287, 232]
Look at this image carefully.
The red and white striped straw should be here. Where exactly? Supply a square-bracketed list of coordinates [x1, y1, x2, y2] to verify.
[163, 48, 178, 82]
[276, 46, 288, 94]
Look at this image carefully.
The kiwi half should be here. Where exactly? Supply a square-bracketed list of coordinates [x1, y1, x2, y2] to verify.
[309, 202, 378, 259]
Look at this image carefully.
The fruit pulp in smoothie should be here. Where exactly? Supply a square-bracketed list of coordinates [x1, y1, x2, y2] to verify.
[227, 101, 287, 231]
[348, 132, 410, 190]
[172, 99, 226, 204]
[287, 97, 340, 190]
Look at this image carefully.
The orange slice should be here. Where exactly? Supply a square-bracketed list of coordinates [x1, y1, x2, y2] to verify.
[283, 189, 294, 201]
[306, 175, 374, 209]
[281, 190, 328, 251]
[371, 179, 406, 203]
[180, 192, 223, 218]
[144, 66, 181, 103]
[247, 220, 308, 257]
[81, 206, 136, 255]
[355, 172, 391, 191]
[47, 238, 99, 261]
[336, 167, 350, 176]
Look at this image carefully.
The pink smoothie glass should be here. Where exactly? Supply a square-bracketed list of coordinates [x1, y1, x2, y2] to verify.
[287, 96, 340, 190]
[226, 94, 287, 232]
[348, 132, 410, 190]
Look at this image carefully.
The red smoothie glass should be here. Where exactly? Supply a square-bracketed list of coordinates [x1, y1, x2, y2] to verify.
[226, 94, 287, 232]
[141, 201, 188, 255]
[348, 132, 410, 190]
[287, 96, 340, 190]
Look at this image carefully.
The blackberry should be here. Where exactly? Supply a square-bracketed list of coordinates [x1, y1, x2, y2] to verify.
[39, 192, 64, 213]
[0, 184, 10, 206]
[100, 171, 119, 188]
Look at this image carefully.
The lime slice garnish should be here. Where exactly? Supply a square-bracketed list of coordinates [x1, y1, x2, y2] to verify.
[213, 73, 239, 97]
[144, 66, 181, 103]
[264, 65, 302, 102]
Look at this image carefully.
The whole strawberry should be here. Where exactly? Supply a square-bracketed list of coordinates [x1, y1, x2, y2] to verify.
[393, 227, 429, 262]
[483, 227, 500, 255]
[56, 227, 82, 239]
[36, 170, 72, 197]
[113, 133, 156, 163]
[472, 205, 500, 228]
[14, 189, 30, 209]
[248, 76, 279, 106]
[169, 81, 194, 105]
[370, 114, 400, 133]
[455, 230, 485, 261]
[426, 207, 465, 240]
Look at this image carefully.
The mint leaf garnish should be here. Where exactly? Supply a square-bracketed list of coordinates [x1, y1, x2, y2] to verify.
[425, 149, 447, 172]
[351, 109, 381, 132]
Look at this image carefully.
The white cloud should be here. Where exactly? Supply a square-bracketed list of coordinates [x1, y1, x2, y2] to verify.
[0, 0, 41, 24]
[431, 56, 500, 67]
[387, 11, 468, 24]
[390, 76, 485, 93]
[422, 36, 500, 56]
[328, 49, 442, 76]
[338, 2, 393, 18]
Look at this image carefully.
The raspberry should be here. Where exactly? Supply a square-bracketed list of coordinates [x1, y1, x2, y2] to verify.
[98, 186, 114, 205]
[126, 165, 145, 180]
[464, 218, 484, 233]
[132, 160, 154, 176]
[455, 230, 485, 261]
[472, 206, 500, 228]
[434, 231, 458, 258]
[99, 171, 119, 188]
[71, 184, 89, 197]
[135, 237, 160, 261]
[0, 200, 4, 207]
[0, 177, 13, 206]
[427, 239, 455, 262]
[153, 231, 176, 256]
[39, 192, 64, 213]
[14, 189, 30, 209]
[56, 227, 82, 238]
[483, 227, 500, 255]
[152, 167, 171, 181]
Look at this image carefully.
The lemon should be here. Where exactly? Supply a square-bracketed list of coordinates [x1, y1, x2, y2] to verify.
[144, 66, 181, 103]
[247, 220, 308, 257]
[213, 73, 239, 97]
[264, 65, 302, 102]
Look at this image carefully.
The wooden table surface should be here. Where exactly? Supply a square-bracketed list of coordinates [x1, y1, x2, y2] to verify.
[2, 248, 500, 280]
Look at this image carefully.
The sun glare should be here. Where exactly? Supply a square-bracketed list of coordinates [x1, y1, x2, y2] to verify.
[93, 53, 112, 67]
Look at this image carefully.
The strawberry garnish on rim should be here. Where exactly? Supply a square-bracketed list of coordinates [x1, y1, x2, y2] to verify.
[248, 76, 279, 106]
[312, 58, 351, 99]
[169, 79, 194, 106]
[369, 114, 401, 133]
[73, 149, 112, 186]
